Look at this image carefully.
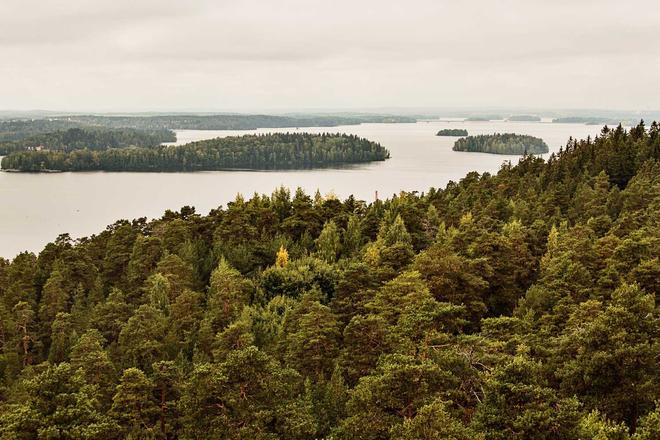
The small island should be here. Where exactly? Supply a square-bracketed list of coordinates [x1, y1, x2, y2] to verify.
[436, 128, 468, 136]
[453, 133, 549, 155]
[1, 133, 390, 172]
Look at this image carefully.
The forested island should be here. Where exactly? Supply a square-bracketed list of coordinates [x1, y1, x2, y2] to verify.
[507, 115, 541, 122]
[0, 122, 657, 438]
[0, 127, 175, 155]
[0, 114, 414, 155]
[1, 133, 390, 172]
[436, 128, 468, 136]
[453, 133, 549, 155]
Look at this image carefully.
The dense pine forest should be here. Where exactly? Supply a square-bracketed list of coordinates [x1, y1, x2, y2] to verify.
[0, 114, 414, 155]
[0, 127, 175, 155]
[0, 120, 86, 154]
[1, 133, 389, 172]
[454, 133, 549, 155]
[0, 122, 658, 438]
[436, 129, 468, 136]
[0, 119, 85, 142]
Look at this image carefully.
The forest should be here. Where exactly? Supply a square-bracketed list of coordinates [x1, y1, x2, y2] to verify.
[453, 133, 549, 155]
[51, 114, 416, 131]
[0, 114, 413, 156]
[0, 120, 86, 154]
[0, 122, 658, 439]
[0, 127, 175, 155]
[1, 133, 390, 172]
[436, 128, 468, 136]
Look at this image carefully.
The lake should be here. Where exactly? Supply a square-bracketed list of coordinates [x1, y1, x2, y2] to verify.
[0, 120, 604, 258]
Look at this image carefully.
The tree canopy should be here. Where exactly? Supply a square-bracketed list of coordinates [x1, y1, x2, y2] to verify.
[437, 128, 468, 136]
[0, 121, 658, 438]
[1, 132, 390, 172]
[453, 133, 549, 155]
[0, 127, 175, 155]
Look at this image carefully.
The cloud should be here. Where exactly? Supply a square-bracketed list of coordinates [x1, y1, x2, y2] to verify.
[0, 0, 658, 111]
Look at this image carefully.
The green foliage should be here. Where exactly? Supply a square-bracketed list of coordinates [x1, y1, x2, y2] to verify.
[0, 122, 658, 437]
[472, 355, 583, 439]
[111, 368, 160, 437]
[315, 220, 342, 262]
[555, 284, 657, 427]
[2, 133, 390, 172]
[437, 128, 469, 136]
[338, 354, 455, 438]
[390, 399, 483, 439]
[453, 133, 549, 155]
[0, 363, 118, 439]
[0, 126, 174, 155]
[0, 113, 413, 155]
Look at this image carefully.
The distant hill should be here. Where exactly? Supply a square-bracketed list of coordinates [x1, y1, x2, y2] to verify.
[507, 115, 541, 122]
[464, 115, 504, 121]
[57, 114, 416, 130]
[552, 116, 625, 125]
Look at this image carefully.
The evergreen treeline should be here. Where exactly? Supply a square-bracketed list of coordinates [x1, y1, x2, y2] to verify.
[465, 115, 503, 121]
[0, 114, 414, 156]
[0, 127, 175, 155]
[1, 133, 390, 172]
[454, 133, 549, 155]
[0, 122, 658, 438]
[0, 119, 86, 142]
[58, 114, 416, 131]
[553, 116, 628, 125]
[0, 120, 86, 154]
[436, 128, 468, 136]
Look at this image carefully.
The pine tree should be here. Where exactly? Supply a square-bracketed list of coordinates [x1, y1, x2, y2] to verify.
[390, 399, 483, 439]
[48, 312, 76, 364]
[70, 329, 117, 406]
[472, 354, 583, 440]
[315, 221, 342, 262]
[12, 301, 37, 366]
[206, 258, 252, 332]
[283, 295, 341, 380]
[0, 363, 118, 438]
[118, 304, 167, 371]
[111, 368, 159, 437]
[342, 215, 363, 257]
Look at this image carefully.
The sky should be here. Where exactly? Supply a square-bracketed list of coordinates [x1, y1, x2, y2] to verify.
[1, 0, 659, 112]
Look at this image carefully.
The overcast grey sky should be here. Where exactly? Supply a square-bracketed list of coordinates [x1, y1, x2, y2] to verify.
[1, 0, 659, 112]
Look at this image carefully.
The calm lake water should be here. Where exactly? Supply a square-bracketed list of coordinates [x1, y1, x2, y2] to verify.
[0, 120, 604, 258]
